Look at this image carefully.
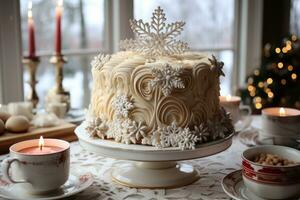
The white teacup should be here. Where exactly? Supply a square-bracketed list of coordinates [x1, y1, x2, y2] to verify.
[219, 96, 251, 124]
[1, 139, 70, 194]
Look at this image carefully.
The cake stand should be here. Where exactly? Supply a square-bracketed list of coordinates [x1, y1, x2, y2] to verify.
[75, 124, 233, 189]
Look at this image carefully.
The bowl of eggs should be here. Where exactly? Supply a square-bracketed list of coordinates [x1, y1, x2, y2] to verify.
[242, 145, 300, 199]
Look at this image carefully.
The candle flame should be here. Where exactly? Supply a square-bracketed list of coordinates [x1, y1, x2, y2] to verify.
[225, 95, 232, 101]
[28, 1, 32, 10]
[279, 107, 286, 116]
[57, 0, 63, 7]
[28, 1, 33, 19]
[39, 136, 44, 151]
[28, 10, 33, 18]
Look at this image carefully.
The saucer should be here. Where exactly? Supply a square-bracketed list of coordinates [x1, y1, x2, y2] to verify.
[238, 128, 300, 148]
[222, 170, 300, 200]
[0, 172, 93, 200]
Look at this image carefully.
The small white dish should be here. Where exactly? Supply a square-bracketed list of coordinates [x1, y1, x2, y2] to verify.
[221, 170, 300, 200]
[238, 128, 300, 149]
[234, 115, 252, 133]
[238, 127, 260, 147]
[0, 172, 93, 200]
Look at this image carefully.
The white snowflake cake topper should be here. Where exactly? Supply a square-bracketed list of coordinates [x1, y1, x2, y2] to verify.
[91, 53, 111, 70]
[120, 6, 189, 56]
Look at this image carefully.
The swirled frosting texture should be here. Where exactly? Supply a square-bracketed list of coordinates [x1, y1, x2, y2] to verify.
[90, 51, 220, 141]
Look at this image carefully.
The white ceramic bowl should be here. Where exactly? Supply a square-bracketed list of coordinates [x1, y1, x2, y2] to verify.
[242, 145, 300, 199]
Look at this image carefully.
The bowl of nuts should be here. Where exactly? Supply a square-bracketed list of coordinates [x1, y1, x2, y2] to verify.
[242, 145, 300, 199]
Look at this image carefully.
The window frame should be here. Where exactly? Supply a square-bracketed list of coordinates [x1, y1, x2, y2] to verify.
[0, 0, 262, 104]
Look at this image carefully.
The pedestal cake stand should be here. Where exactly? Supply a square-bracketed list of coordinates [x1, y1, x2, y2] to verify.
[75, 124, 233, 189]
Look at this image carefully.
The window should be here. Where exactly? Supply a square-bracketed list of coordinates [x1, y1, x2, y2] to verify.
[16, 0, 239, 108]
[291, 0, 300, 35]
[20, 0, 105, 108]
[134, 0, 236, 95]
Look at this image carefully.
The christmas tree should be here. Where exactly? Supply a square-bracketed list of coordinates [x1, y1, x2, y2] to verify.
[240, 34, 300, 113]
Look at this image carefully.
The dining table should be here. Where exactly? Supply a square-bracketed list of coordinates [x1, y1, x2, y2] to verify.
[0, 116, 263, 200]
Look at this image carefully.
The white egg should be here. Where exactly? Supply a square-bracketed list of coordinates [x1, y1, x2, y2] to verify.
[0, 112, 11, 123]
[0, 119, 4, 135]
[5, 116, 30, 133]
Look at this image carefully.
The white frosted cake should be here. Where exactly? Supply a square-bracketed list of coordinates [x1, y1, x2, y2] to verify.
[85, 7, 234, 150]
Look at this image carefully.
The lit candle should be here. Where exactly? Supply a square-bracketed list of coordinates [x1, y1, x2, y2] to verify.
[279, 107, 286, 116]
[55, 0, 63, 55]
[28, 1, 36, 58]
[219, 95, 241, 105]
[261, 107, 300, 147]
[262, 107, 300, 117]
[19, 136, 64, 155]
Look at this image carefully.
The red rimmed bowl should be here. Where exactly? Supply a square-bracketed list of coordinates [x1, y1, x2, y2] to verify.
[242, 145, 300, 199]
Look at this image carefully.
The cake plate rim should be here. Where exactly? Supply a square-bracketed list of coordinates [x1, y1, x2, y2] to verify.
[75, 122, 234, 188]
[75, 122, 234, 162]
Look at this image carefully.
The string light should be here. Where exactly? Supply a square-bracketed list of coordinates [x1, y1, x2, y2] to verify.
[281, 79, 286, 85]
[292, 35, 297, 41]
[247, 85, 255, 92]
[266, 78, 273, 84]
[286, 44, 292, 51]
[258, 82, 264, 88]
[254, 96, 262, 102]
[282, 47, 288, 53]
[291, 73, 297, 80]
[265, 88, 271, 93]
[288, 65, 293, 71]
[277, 62, 284, 69]
[268, 92, 274, 98]
[254, 70, 260, 76]
[275, 48, 281, 53]
[255, 103, 262, 109]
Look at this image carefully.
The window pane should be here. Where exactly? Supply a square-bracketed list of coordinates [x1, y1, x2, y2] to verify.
[20, 0, 105, 109]
[134, 0, 235, 49]
[20, 0, 105, 53]
[23, 55, 94, 108]
[134, 1, 235, 95]
[291, 0, 300, 35]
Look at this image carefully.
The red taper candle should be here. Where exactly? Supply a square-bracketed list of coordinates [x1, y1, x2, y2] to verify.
[28, 2, 36, 58]
[55, 0, 63, 55]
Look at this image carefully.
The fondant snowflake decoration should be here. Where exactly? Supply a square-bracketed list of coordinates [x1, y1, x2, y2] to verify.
[192, 124, 210, 144]
[91, 54, 111, 70]
[112, 94, 134, 118]
[120, 6, 189, 56]
[159, 122, 181, 147]
[150, 121, 199, 150]
[150, 64, 185, 96]
[85, 117, 108, 139]
[177, 128, 199, 150]
[209, 55, 225, 76]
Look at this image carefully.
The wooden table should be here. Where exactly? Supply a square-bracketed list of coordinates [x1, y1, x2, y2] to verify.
[0, 122, 77, 154]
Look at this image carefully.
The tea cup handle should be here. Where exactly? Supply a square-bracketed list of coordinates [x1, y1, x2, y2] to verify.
[1, 158, 27, 184]
[239, 105, 251, 116]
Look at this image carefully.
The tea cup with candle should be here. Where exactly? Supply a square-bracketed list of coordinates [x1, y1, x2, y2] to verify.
[260, 107, 300, 147]
[1, 136, 70, 194]
[219, 95, 251, 124]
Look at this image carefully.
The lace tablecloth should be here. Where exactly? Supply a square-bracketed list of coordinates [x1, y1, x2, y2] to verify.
[0, 116, 261, 200]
